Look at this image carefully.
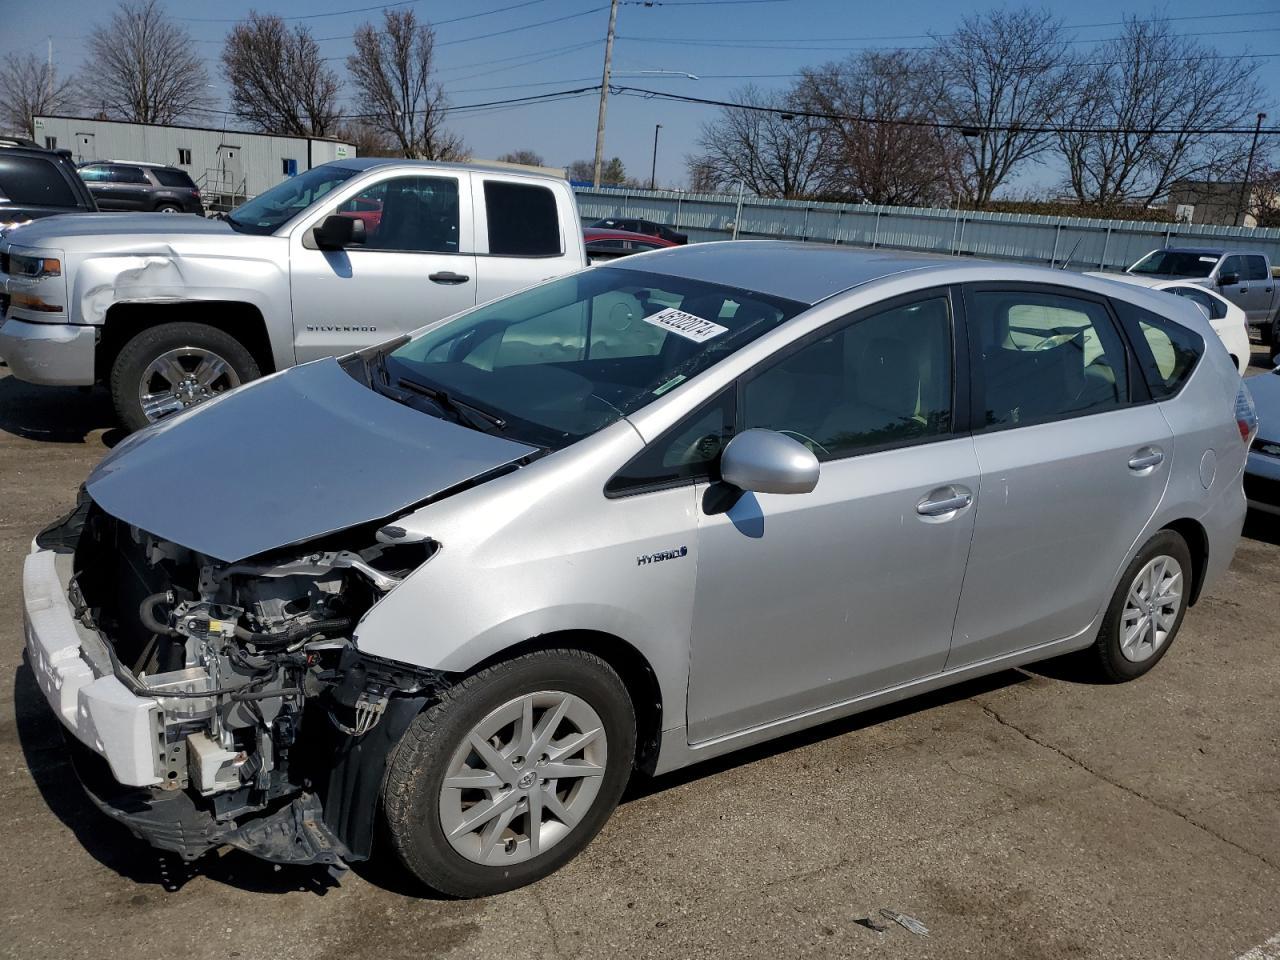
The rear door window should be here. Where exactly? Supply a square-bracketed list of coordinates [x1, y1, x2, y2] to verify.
[108, 165, 149, 184]
[0, 155, 76, 206]
[967, 288, 1129, 429]
[483, 180, 561, 256]
[78, 165, 110, 182]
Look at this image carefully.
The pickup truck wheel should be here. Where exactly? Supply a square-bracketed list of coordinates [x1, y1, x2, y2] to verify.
[111, 323, 260, 431]
[381, 649, 636, 898]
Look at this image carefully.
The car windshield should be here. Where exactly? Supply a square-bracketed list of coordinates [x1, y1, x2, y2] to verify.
[1128, 250, 1217, 278]
[226, 164, 357, 234]
[382, 267, 805, 449]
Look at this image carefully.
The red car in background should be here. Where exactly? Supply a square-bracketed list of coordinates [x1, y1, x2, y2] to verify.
[337, 195, 384, 235]
[588, 217, 688, 245]
[583, 226, 679, 260]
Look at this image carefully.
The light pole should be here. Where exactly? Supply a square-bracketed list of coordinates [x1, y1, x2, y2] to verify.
[650, 124, 661, 190]
[1236, 112, 1268, 227]
[591, 0, 621, 188]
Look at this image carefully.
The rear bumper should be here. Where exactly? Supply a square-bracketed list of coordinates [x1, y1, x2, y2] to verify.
[23, 547, 163, 786]
[0, 318, 96, 386]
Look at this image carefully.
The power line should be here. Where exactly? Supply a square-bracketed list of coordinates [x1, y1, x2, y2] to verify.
[611, 83, 1280, 136]
[176, 0, 546, 24]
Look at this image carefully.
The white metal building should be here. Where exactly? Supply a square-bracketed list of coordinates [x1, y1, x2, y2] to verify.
[31, 115, 356, 200]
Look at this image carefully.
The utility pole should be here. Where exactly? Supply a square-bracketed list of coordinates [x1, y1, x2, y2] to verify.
[650, 123, 661, 190]
[1236, 112, 1268, 227]
[592, 0, 620, 188]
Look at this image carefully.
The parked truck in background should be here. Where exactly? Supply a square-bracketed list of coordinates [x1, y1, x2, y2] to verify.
[0, 158, 587, 430]
[1123, 247, 1280, 345]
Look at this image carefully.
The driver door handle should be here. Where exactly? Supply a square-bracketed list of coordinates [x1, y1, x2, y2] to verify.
[429, 271, 470, 285]
[916, 491, 973, 517]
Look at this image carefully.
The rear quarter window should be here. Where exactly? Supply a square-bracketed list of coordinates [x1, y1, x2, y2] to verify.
[0, 155, 76, 206]
[1112, 300, 1204, 400]
[484, 180, 561, 256]
[153, 168, 196, 188]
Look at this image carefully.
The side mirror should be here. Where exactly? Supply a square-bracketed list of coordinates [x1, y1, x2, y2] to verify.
[1218, 272, 1239, 287]
[308, 214, 365, 250]
[719, 429, 820, 495]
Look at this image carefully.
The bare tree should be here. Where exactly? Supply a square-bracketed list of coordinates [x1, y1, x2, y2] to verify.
[1057, 17, 1266, 206]
[687, 84, 830, 199]
[497, 149, 545, 166]
[80, 0, 208, 123]
[796, 52, 962, 205]
[347, 10, 466, 160]
[338, 119, 395, 157]
[930, 7, 1073, 205]
[222, 13, 341, 137]
[0, 53, 77, 137]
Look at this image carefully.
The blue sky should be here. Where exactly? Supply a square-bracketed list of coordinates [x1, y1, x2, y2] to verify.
[5, 0, 1279, 192]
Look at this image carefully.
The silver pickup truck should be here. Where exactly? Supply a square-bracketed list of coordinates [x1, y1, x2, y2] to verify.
[1124, 246, 1280, 344]
[0, 158, 587, 430]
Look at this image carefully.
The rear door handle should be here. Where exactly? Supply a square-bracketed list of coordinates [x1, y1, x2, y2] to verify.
[429, 271, 470, 285]
[916, 489, 973, 517]
[1128, 449, 1164, 471]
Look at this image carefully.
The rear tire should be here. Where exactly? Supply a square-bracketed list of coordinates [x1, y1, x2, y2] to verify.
[156, 203, 182, 213]
[110, 322, 260, 431]
[1088, 530, 1192, 682]
[382, 649, 636, 898]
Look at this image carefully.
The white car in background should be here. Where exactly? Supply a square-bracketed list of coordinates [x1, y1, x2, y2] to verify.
[1092, 273, 1250, 376]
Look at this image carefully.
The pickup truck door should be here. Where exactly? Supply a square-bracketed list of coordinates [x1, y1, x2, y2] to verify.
[1215, 255, 1254, 317]
[471, 174, 585, 303]
[1239, 254, 1275, 325]
[288, 171, 478, 364]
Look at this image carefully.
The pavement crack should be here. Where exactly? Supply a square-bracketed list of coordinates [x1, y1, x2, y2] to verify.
[977, 699, 1280, 874]
[532, 886, 571, 960]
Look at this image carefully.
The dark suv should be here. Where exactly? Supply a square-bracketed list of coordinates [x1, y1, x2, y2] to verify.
[0, 139, 98, 224]
[78, 161, 204, 215]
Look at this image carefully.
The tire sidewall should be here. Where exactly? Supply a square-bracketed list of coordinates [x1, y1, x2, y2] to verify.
[1097, 531, 1193, 681]
[384, 651, 636, 898]
[111, 322, 260, 432]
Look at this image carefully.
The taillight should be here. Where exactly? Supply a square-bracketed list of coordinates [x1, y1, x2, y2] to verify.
[1236, 383, 1259, 444]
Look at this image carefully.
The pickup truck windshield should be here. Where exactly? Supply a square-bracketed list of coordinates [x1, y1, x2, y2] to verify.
[226, 165, 356, 235]
[1128, 250, 1217, 278]
[383, 267, 805, 449]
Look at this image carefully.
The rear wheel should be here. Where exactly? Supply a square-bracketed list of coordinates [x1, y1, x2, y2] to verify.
[156, 202, 182, 213]
[382, 649, 635, 897]
[1088, 530, 1191, 682]
[110, 322, 260, 431]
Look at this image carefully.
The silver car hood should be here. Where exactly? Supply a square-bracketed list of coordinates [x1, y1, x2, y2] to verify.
[86, 358, 538, 562]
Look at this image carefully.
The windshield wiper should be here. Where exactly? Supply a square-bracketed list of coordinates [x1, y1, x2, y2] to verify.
[396, 376, 507, 433]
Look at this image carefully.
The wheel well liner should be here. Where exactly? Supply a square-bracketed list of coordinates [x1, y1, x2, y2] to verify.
[1161, 518, 1209, 605]
[470, 631, 665, 775]
[97, 301, 275, 382]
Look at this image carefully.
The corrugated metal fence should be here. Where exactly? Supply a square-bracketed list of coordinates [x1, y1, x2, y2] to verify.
[575, 186, 1280, 271]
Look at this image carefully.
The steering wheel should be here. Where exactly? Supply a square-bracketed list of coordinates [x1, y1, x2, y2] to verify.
[778, 429, 830, 457]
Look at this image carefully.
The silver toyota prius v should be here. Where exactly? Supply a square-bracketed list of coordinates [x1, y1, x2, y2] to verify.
[23, 243, 1253, 896]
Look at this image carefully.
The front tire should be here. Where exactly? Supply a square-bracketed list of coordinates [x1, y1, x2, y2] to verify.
[382, 649, 636, 898]
[110, 322, 260, 431]
[1088, 530, 1192, 682]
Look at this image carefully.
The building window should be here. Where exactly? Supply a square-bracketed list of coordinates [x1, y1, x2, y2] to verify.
[178, 148, 192, 165]
[44, 136, 57, 150]
[282, 158, 298, 176]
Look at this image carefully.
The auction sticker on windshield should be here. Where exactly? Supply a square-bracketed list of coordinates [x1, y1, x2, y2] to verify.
[643, 307, 728, 343]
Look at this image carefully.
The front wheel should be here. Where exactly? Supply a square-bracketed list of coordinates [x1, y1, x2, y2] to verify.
[110, 322, 261, 431]
[1088, 530, 1192, 682]
[381, 649, 636, 897]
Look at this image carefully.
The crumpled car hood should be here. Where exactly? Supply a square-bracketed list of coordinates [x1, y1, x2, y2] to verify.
[86, 358, 538, 562]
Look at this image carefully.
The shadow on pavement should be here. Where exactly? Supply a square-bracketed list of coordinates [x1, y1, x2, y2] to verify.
[623, 668, 1028, 803]
[0, 372, 121, 445]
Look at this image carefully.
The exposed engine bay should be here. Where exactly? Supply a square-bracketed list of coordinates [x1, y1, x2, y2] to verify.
[52, 496, 445, 868]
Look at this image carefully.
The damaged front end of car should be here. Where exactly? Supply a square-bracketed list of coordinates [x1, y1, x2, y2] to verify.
[46, 493, 447, 870]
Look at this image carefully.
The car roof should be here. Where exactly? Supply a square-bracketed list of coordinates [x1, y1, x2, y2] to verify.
[1156, 246, 1269, 256]
[606, 241, 965, 305]
[333, 156, 566, 183]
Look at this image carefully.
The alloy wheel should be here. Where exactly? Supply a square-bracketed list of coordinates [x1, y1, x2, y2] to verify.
[138, 347, 241, 422]
[439, 690, 607, 866]
[1120, 554, 1184, 663]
